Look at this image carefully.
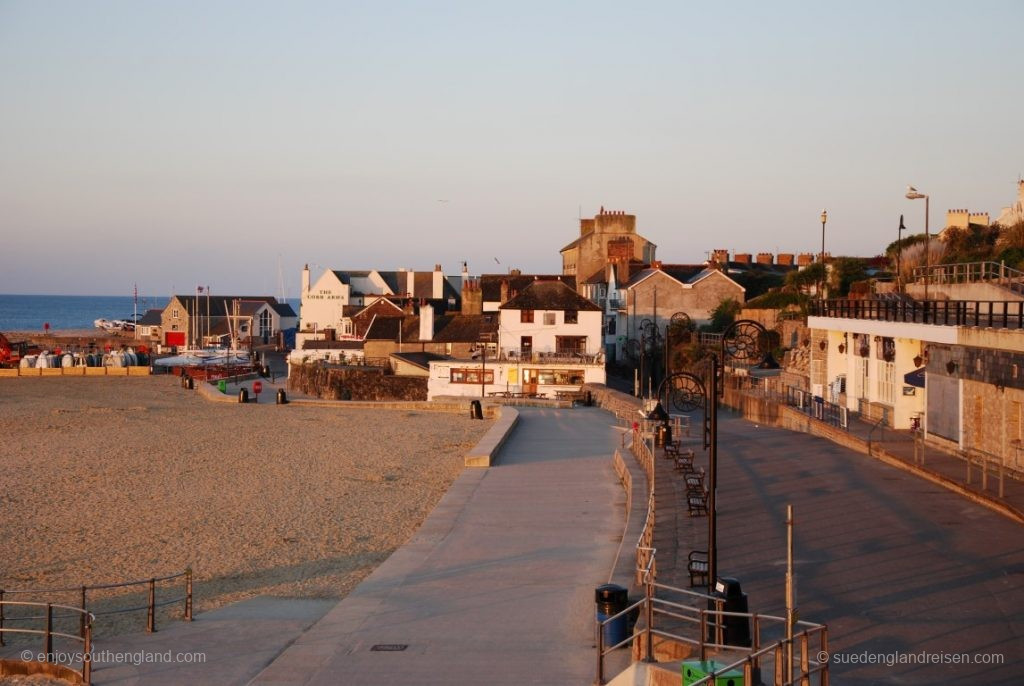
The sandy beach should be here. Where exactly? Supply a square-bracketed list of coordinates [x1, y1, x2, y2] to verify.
[0, 377, 489, 637]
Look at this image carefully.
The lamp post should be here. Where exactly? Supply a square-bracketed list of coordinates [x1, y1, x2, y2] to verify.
[819, 209, 828, 298]
[656, 319, 776, 589]
[906, 186, 930, 301]
[898, 214, 907, 293]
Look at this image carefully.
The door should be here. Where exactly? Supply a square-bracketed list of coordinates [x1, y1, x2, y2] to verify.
[521, 336, 533, 362]
[927, 374, 959, 442]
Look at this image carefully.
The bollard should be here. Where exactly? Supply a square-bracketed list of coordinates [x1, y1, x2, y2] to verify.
[238, 388, 249, 403]
[147, 578, 156, 633]
[470, 400, 483, 419]
[185, 568, 193, 621]
[276, 388, 288, 405]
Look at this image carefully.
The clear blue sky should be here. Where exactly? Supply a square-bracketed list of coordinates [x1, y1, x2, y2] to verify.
[2, 1, 1022, 296]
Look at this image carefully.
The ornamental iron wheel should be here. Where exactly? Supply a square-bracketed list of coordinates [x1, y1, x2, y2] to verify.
[665, 372, 706, 413]
[722, 319, 769, 362]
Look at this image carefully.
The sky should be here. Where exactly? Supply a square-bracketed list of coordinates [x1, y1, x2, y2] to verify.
[1, 1, 1022, 296]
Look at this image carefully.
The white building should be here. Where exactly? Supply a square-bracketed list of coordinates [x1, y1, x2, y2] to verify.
[427, 280, 606, 399]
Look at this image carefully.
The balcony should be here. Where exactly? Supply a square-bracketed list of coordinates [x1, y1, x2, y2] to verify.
[497, 348, 604, 365]
[810, 298, 1024, 330]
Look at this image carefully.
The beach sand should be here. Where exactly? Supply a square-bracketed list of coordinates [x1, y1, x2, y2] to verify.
[0, 377, 489, 638]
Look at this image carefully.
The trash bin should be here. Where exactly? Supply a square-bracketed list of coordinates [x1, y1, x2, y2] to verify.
[185, 376, 194, 390]
[655, 424, 667, 447]
[470, 400, 483, 420]
[218, 380, 227, 394]
[682, 660, 744, 686]
[595, 584, 629, 648]
[707, 577, 751, 647]
[238, 388, 249, 404]
[276, 388, 288, 405]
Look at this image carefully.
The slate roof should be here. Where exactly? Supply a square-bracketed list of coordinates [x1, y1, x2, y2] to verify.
[479, 274, 576, 303]
[498, 280, 602, 312]
[431, 314, 499, 343]
[390, 352, 450, 370]
[302, 340, 365, 350]
[172, 295, 280, 317]
[138, 309, 163, 326]
[270, 302, 297, 318]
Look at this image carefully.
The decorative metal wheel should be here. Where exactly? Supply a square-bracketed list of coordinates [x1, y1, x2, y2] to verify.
[670, 311, 690, 328]
[665, 373, 705, 413]
[722, 319, 768, 362]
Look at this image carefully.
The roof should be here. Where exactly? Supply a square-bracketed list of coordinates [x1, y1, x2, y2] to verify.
[171, 295, 281, 317]
[302, 340, 365, 350]
[331, 270, 372, 286]
[432, 314, 499, 343]
[138, 309, 163, 326]
[270, 302, 297, 318]
[625, 265, 740, 290]
[498, 280, 602, 312]
[560, 236, 583, 253]
[479, 274, 576, 303]
[390, 352, 450, 370]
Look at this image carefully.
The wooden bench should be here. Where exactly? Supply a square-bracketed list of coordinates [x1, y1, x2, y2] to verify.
[688, 550, 709, 587]
[687, 490, 708, 517]
[673, 449, 697, 473]
[684, 470, 705, 496]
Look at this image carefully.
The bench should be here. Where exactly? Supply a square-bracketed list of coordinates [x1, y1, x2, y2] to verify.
[687, 490, 708, 517]
[673, 449, 697, 473]
[688, 550, 709, 587]
[684, 470, 705, 496]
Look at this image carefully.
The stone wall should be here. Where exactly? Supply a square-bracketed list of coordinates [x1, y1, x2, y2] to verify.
[288, 364, 427, 401]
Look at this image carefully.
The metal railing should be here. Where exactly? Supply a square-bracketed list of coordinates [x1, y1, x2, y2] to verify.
[496, 348, 604, 365]
[810, 298, 1024, 329]
[0, 601, 94, 685]
[913, 260, 1024, 288]
[595, 564, 829, 685]
[784, 387, 849, 430]
[0, 568, 192, 642]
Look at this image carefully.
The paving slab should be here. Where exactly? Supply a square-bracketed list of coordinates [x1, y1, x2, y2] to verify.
[90, 596, 336, 685]
[250, 407, 625, 685]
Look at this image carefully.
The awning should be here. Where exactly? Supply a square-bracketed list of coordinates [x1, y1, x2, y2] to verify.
[903, 367, 926, 388]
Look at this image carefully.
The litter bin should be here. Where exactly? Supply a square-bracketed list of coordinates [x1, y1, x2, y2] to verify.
[238, 388, 249, 404]
[218, 380, 227, 394]
[655, 424, 667, 447]
[276, 389, 288, 405]
[185, 376, 194, 390]
[682, 659, 744, 686]
[470, 400, 483, 420]
[595, 584, 629, 648]
[707, 577, 751, 647]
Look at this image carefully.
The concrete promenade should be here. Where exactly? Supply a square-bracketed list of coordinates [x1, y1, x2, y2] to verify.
[654, 410, 1024, 685]
[250, 407, 625, 685]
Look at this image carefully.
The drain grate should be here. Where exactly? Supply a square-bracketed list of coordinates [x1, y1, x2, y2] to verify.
[370, 644, 408, 652]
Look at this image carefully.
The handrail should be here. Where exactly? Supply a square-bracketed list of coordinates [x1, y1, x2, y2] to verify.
[867, 416, 886, 455]
[913, 260, 1024, 285]
[811, 297, 1024, 329]
[0, 600, 94, 685]
[0, 568, 193, 641]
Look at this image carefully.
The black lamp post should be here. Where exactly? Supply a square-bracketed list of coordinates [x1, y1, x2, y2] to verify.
[898, 214, 906, 293]
[656, 319, 775, 588]
[819, 209, 828, 298]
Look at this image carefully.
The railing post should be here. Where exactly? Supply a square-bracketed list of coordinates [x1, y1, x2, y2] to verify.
[644, 577, 654, 663]
[699, 609, 707, 661]
[821, 627, 830, 686]
[185, 568, 193, 621]
[147, 578, 156, 632]
[44, 602, 53, 661]
[83, 618, 92, 686]
[0, 589, 5, 646]
[595, 613, 604, 685]
[80, 585, 87, 638]
[774, 643, 784, 685]
[800, 631, 810, 686]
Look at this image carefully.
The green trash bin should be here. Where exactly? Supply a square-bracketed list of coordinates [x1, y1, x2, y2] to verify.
[218, 380, 227, 393]
[682, 660, 744, 686]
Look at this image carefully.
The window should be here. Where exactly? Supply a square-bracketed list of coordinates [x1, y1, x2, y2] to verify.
[450, 368, 494, 384]
[878, 361, 895, 404]
[521, 309, 534, 323]
[555, 336, 587, 354]
[171, 308, 179, 319]
[565, 310, 578, 324]
[543, 312, 556, 325]
[526, 368, 585, 385]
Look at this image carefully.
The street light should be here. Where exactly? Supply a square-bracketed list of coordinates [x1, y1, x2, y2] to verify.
[897, 214, 907, 292]
[819, 209, 828, 298]
[906, 186, 930, 300]
[656, 319, 776, 590]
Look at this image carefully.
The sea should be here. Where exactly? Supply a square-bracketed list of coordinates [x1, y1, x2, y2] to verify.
[0, 294, 168, 332]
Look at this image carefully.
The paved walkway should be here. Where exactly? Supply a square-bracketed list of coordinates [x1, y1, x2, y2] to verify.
[650, 411, 1024, 685]
[249, 407, 625, 685]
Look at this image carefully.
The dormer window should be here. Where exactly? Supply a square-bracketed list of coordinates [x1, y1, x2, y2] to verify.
[565, 310, 578, 324]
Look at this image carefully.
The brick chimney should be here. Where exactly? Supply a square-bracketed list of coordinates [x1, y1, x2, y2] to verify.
[776, 253, 794, 266]
[500, 279, 510, 305]
[432, 264, 444, 299]
[461, 279, 482, 315]
[797, 253, 814, 267]
[756, 252, 774, 265]
[734, 253, 752, 265]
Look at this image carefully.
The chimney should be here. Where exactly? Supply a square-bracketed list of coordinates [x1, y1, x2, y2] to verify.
[461, 279, 482, 315]
[776, 253, 794, 266]
[406, 269, 415, 297]
[419, 303, 434, 341]
[651, 260, 663, 270]
[616, 258, 631, 284]
[301, 264, 310, 295]
[712, 249, 730, 264]
[756, 252, 774, 265]
[797, 253, 814, 267]
[734, 253, 752, 265]
[433, 263, 443, 299]
[500, 279, 510, 304]
[403, 299, 414, 316]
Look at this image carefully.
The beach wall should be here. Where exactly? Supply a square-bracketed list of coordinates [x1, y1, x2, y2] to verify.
[288, 364, 427, 401]
[0, 366, 150, 378]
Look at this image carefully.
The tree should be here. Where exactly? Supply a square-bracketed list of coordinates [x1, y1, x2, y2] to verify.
[707, 298, 741, 333]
